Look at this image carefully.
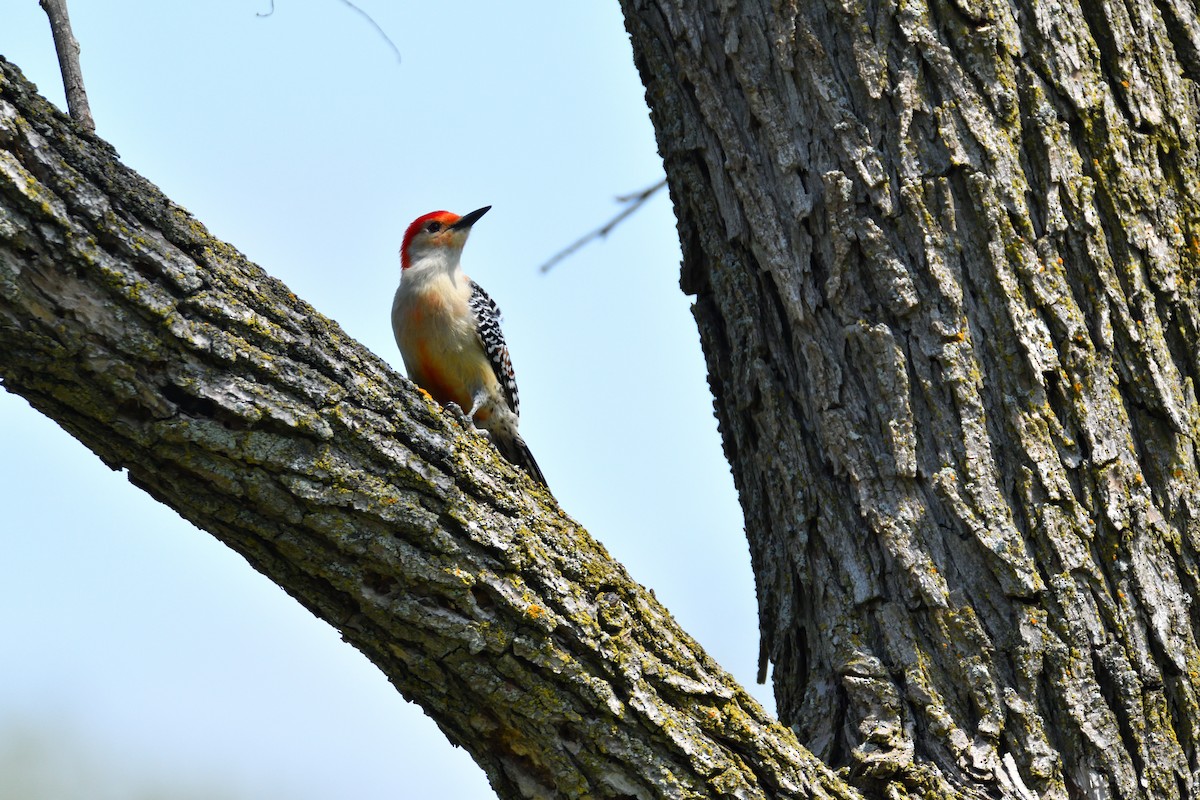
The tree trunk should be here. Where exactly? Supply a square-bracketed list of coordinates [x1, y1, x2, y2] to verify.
[0, 57, 865, 800]
[621, 1, 1200, 799]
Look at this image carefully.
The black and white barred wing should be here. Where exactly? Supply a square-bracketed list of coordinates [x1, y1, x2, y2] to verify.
[468, 280, 520, 416]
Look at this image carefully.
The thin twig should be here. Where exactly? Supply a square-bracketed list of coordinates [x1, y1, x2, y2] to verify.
[257, 0, 401, 64]
[538, 178, 667, 274]
[39, 0, 95, 132]
[336, 0, 402, 63]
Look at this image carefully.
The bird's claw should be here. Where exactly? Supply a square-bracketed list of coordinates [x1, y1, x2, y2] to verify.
[445, 402, 492, 442]
[445, 402, 472, 427]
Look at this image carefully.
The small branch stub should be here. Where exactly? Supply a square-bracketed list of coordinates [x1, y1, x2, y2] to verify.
[40, 0, 95, 133]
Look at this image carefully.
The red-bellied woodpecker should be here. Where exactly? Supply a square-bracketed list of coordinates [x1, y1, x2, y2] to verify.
[391, 206, 548, 487]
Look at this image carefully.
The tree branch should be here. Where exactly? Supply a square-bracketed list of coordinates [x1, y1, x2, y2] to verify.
[0, 57, 862, 800]
[38, 0, 94, 132]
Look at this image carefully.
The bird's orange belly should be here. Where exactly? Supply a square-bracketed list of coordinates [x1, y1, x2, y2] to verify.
[414, 349, 467, 407]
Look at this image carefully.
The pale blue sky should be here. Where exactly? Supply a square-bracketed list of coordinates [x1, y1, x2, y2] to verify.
[1, 3, 765, 797]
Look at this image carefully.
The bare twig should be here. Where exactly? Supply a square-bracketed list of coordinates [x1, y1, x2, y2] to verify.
[39, 0, 94, 132]
[336, 0, 401, 63]
[538, 179, 667, 273]
[257, 0, 401, 64]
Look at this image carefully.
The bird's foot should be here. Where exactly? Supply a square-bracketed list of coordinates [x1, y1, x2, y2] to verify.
[444, 402, 473, 428]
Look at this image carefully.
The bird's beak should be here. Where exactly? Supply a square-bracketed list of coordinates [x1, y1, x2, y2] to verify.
[451, 205, 491, 230]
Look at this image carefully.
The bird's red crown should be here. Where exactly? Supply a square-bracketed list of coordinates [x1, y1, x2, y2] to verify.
[401, 210, 461, 269]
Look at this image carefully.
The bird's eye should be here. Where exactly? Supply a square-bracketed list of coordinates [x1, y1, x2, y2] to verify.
[425, 221, 443, 233]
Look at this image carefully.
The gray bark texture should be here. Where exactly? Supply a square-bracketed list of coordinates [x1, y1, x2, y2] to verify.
[621, 0, 1200, 799]
[0, 57, 863, 800]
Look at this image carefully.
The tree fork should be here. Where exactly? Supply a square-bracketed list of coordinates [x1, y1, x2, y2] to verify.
[0, 57, 867, 800]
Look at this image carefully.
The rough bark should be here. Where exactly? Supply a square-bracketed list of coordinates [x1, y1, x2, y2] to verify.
[0, 57, 867, 800]
[622, 1, 1200, 799]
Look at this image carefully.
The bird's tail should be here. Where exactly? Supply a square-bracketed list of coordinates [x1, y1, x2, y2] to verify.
[495, 432, 549, 489]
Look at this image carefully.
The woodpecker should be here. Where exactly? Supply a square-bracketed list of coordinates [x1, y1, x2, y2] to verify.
[392, 206, 548, 488]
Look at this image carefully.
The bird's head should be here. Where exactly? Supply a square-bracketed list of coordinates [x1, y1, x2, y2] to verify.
[401, 205, 491, 270]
